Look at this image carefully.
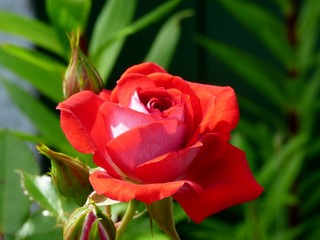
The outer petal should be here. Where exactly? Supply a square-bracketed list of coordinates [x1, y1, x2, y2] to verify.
[188, 82, 239, 134]
[89, 170, 200, 204]
[135, 141, 202, 183]
[174, 144, 263, 223]
[121, 62, 167, 77]
[56, 91, 107, 153]
[106, 120, 186, 180]
[98, 89, 112, 101]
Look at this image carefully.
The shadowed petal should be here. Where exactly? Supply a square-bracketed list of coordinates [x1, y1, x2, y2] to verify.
[106, 120, 186, 179]
[174, 144, 263, 223]
[135, 141, 202, 183]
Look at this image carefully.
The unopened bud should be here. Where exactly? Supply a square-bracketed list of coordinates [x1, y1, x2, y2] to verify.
[36, 144, 92, 205]
[63, 32, 104, 98]
[63, 201, 116, 240]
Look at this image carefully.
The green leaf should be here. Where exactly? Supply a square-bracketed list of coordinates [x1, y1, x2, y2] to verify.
[145, 9, 193, 69]
[0, 11, 64, 56]
[89, 0, 137, 81]
[237, 95, 286, 130]
[1, 79, 65, 148]
[15, 210, 63, 240]
[197, 35, 285, 108]
[272, 0, 291, 14]
[19, 172, 64, 220]
[0, 131, 39, 234]
[258, 133, 307, 185]
[46, 0, 91, 33]
[147, 198, 180, 240]
[90, 0, 181, 81]
[215, 0, 291, 65]
[299, 170, 320, 215]
[298, 68, 320, 133]
[297, 0, 320, 72]
[0, 44, 64, 102]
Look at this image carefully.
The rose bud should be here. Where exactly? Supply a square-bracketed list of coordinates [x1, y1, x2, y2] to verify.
[63, 201, 116, 240]
[57, 62, 263, 223]
[63, 33, 104, 98]
[36, 144, 92, 205]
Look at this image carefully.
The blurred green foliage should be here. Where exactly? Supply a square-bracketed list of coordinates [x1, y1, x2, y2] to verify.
[0, 0, 319, 239]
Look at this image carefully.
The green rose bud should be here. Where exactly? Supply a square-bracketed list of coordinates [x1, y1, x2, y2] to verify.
[64, 201, 116, 240]
[36, 144, 92, 205]
[63, 32, 104, 98]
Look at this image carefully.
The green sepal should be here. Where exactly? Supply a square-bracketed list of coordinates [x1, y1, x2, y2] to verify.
[146, 197, 180, 240]
[36, 144, 92, 205]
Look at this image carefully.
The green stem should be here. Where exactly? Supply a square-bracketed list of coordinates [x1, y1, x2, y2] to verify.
[116, 200, 140, 240]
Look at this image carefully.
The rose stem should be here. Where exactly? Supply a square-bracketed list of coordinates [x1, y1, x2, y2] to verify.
[115, 200, 140, 240]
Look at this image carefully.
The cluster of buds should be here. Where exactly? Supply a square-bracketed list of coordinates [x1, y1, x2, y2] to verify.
[63, 200, 116, 240]
[63, 32, 104, 98]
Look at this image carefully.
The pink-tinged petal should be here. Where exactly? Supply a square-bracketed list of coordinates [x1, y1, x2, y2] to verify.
[120, 62, 167, 77]
[128, 91, 149, 114]
[100, 102, 155, 140]
[188, 82, 239, 134]
[89, 170, 200, 204]
[57, 91, 107, 153]
[173, 144, 263, 223]
[106, 120, 186, 180]
[92, 150, 122, 179]
[111, 74, 156, 105]
[135, 141, 202, 183]
[148, 73, 202, 136]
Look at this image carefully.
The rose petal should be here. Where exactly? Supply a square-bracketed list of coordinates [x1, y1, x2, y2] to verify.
[173, 144, 263, 223]
[98, 89, 112, 101]
[92, 150, 122, 179]
[57, 91, 107, 153]
[111, 74, 155, 105]
[135, 141, 202, 183]
[128, 91, 149, 114]
[106, 120, 186, 180]
[89, 170, 200, 204]
[100, 102, 156, 140]
[120, 62, 167, 77]
[148, 73, 202, 137]
[188, 82, 239, 134]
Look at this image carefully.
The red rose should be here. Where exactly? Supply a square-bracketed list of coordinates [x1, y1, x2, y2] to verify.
[57, 62, 263, 223]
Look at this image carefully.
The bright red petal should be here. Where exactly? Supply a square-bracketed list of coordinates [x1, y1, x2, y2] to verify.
[89, 170, 199, 204]
[188, 82, 239, 134]
[174, 144, 263, 223]
[111, 74, 155, 106]
[135, 141, 202, 183]
[120, 62, 167, 77]
[98, 89, 112, 101]
[56, 91, 107, 153]
[106, 120, 186, 180]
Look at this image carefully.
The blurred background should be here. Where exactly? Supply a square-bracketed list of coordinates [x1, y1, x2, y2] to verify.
[0, 0, 319, 239]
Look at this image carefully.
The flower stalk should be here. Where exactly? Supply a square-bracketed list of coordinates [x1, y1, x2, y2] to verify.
[115, 200, 140, 240]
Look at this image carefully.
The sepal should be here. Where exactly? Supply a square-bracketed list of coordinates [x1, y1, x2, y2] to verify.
[146, 197, 180, 240]
[36, 144, 92, 205]
[63, 32, 104, 98]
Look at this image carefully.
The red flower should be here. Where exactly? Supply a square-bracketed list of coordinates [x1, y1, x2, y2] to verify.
[57, 62, 263, 223]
